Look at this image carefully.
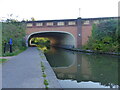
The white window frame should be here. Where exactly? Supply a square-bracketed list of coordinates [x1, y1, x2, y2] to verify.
[46, 22, 53, 26]
[83, 20, 90, 25]
[57, 22, 64, 26]
[27, 23, 33, 27]
[68, 21, 76, 25]
[36, 23, 43, 26]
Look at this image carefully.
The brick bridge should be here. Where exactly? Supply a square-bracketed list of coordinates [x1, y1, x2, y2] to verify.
[26, 17, 117, 48]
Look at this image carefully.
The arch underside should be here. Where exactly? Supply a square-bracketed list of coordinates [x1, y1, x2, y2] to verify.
[27, 31, 76, 48]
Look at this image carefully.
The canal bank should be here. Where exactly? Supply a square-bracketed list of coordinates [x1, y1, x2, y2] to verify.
[58, 47, 120, 56]
[38, 49, 62, 88]
[2, 47, 62, 88]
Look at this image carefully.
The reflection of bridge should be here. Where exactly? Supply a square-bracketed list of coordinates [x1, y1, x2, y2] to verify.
[51, 52, 118, 88]
[26, 17, 117, 48]
[52, 53, 92, 82]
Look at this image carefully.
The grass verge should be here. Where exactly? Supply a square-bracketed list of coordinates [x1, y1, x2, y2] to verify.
[0, 59, 8, 63]
[2, 47, 27, 57]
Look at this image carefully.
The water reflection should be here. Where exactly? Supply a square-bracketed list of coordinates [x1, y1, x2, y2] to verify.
[44, 47, 119, 88]
[37, 44, 50, 53]
[45, 47, 76, 67]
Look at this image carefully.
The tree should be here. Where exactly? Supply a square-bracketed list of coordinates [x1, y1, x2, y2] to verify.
[92, 20, 117, 41]
[31, 17, 35, 21]
[84, 19, 119, 52]
[2, 20, 26, 55]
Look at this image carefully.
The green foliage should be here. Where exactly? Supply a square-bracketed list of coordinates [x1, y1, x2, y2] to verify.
[40, 61, 49, 88]
[2, 47, 27, 57]
[2, 21, 26, 56]
[41, 67, 44, 72]
[0, 22, 2, 57]
[42, 73, 47, 78]
[44, 79, 49, 85]
[31, 37, 50, 47]
[83, 19, 119, 52]
[45, 86, 48, 89]
[92, 20, 117, 41]
[31, 17, 35, 21]
[41, 61, 44, 67]
[37, 45, 50, 53]
[0, 59, 8, 63]
[118, 20, 120, 51]
[41, 61, 45, 72]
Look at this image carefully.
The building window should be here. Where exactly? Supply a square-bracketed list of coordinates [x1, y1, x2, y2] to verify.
[46, 22, 53, 26]
[68, 21, 76, 25]
[27, 23, 32, 27]
[83, 20, 90, 25]
[57, 22, 64, 26]
[36, 23, 43, 26]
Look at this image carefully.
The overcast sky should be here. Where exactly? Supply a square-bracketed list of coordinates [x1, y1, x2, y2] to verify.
[0, 0, 119, 21]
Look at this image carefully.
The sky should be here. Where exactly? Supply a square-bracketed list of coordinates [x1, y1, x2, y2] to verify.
[0, 0, 120, 21]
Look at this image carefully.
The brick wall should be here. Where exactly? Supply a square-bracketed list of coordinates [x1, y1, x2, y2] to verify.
[82, 25, 92, 45]
[26, 26, 78, 47]
[26, 25, 93, 47]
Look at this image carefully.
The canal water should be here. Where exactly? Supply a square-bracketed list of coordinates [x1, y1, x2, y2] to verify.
[44, 47, 119, 88]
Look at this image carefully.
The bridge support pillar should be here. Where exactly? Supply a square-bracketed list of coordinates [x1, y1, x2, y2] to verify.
[76, 17, 82, 48]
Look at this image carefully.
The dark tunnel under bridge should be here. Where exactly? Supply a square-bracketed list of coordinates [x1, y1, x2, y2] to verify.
[27, 31, 76, 48]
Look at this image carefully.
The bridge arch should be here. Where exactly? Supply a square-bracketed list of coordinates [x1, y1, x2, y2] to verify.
[26, 31, 76, 48]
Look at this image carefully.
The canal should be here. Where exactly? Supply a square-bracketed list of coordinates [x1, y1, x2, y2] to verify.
[44, 47, 119, 88]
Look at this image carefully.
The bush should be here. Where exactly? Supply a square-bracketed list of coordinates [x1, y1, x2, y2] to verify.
[83, 19, 119, 52]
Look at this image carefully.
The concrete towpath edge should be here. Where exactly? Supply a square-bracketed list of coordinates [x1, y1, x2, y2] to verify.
[38, 49, 62, 89]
